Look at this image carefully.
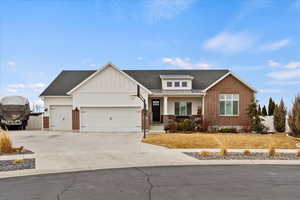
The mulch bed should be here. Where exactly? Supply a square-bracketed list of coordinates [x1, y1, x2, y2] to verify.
[185, 152, 300, 160]
[0, 158, 35, 171]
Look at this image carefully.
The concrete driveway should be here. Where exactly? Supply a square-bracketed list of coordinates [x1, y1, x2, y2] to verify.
[1, 130, 198, 177]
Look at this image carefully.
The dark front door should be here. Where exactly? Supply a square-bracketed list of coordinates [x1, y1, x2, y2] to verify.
[152, 99, 160, 122]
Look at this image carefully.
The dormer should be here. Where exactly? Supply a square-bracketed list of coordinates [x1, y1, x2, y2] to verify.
[160, 75, 193, 90]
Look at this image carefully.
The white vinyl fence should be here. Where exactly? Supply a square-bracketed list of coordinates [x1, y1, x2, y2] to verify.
[27, 114, 43, 130]
[261, 116, 290, 133]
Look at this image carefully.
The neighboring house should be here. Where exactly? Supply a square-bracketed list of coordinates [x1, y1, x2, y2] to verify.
[40, 63, 256, 132]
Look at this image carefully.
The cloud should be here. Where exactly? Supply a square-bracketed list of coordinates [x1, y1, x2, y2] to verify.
[137, 57, 143, 61]
[7, 83, 47, 93]
[203, 32, 257, 54]
[258, 89, 283, 93]
[162, 57, 211, 69]
[268, 69, 300, 80]
[268, 60, 280, 67]
[259, 39, 290, 51]
[284, 61, 300, 69]
[146, 0, 195, 22]
[267, 80, 300, 86]
[8, 61, 16, 67]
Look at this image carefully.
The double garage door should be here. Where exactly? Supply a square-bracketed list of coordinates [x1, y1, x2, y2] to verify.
[80, 107, 141, 132]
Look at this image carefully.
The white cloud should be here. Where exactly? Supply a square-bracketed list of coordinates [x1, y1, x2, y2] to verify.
[258, 89, 283, 93]
[268, 69, 300, 80]
[146, 0, 195, 22]
[7, 83, 47, 93]
[268, 60, 280, 67]
[267, 80, 300, 86]
[8, 61, 16, 67]
[162, 57, 211, 69]
[284, 61, 300, 69]
[259, 39, 290, 51]
[203, 32, 257, 54]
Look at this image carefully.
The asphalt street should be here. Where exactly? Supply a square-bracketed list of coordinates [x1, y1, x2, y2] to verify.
[0, 165, 300, 200]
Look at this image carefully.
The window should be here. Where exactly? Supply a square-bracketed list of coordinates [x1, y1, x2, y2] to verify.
[175, 102, 192, 116]
[174, 81, 180, 87]
[167, 81, 172, 87]
[219, 94, 239, 116]
[181, 81, 187, 87]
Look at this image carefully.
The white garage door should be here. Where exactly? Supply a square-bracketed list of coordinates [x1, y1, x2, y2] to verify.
[80, 107, 141, 132]
[50, 105, 72, 131]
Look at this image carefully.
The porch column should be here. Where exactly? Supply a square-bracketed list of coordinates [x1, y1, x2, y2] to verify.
[163, 96, 168, 115]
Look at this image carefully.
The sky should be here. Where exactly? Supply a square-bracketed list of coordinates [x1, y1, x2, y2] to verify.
[0, 0, 300, 109]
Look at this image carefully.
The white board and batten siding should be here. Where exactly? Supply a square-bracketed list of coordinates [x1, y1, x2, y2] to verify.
[72, 66, 148, 132]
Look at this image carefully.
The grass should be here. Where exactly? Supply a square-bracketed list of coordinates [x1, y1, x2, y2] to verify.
[142, 133, 300, 149]
[0, 130, 14, 154]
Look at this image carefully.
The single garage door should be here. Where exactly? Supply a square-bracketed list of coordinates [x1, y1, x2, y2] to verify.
[50, 105, 72, 131]
[80, 107, 141, 132]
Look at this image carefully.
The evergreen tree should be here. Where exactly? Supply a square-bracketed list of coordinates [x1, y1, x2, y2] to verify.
[288, 94, 300, 136]
[247, 99, 265, 133]
[262, 105, 268, 116]
[273, 99, 287, 132]
[258, 105, 262, 115]
[268, 98, 276, 116]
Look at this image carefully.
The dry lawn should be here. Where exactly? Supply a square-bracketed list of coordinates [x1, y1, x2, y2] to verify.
[142, 133, 300, 149]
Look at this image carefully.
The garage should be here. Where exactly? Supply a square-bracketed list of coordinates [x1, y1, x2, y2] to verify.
[49, 105, 72, 130]
[80, 107, 141, 132]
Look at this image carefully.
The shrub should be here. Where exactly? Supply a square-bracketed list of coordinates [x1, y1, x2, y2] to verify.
[164, 119, 177, 132]
[220, 148, 228, 157]
[297, 150, 300, 157]
[177, 119, 193, 131]
[288, 94, 300, 137]
[268, 147, 276, 157]
[198, 151, 210, 157]
[243, 150, 251, 156]
[191, 117, 202, 131]
[218, 128, 237, 133]
[0, 130, 14, 154]
[273, 99, 287, 133]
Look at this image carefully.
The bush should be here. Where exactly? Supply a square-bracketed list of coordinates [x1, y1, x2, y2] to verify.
[247, 99, 266, 133]
[288, 94, 300, 137]
[268, 147, 276, 157]
[164, 119, 177, 132]
[297, 150, 300, 157]
[0, 130, 14, 154]
[198, 151, 210, 157]
[218, 128, 237, 133]
[191, 117, 202, 131]
[220, 148, 228, 157]
[243, 150, 251, 156]
[273, 99, 287, 132]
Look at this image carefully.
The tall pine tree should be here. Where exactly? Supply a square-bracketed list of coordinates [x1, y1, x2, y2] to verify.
[273, 99, 287, 132]
[268, 97, 276, 116]
[262, 105, 268, 116]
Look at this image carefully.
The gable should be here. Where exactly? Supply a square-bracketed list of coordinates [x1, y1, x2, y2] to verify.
[206, 74, 255, 93]
[73, 66, 139, 94]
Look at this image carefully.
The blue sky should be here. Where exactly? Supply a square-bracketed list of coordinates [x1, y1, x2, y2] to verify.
[0, 0, 300, 108]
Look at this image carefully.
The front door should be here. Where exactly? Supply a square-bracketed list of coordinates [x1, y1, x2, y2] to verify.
[152, 99, 160, 122]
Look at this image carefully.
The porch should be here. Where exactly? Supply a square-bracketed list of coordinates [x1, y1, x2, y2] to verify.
[147, 95, 204, 128]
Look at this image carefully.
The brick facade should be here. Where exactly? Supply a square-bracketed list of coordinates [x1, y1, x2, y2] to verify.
[204, 74, 254, 129]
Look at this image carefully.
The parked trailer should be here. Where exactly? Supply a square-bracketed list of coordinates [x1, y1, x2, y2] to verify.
[0, 96, 31, 130]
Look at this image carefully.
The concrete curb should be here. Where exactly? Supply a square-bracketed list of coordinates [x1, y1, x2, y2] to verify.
[1, 160, 300, 179]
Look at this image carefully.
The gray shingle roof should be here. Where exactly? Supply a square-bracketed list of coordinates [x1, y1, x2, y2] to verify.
[40, 70, 96, 96]
[40, 69, 229, 96]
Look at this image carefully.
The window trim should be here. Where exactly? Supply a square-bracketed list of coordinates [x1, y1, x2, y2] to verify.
[219, 94, 239, 116]
[175, 101, 192, 116]
[181, 81, 188, 87]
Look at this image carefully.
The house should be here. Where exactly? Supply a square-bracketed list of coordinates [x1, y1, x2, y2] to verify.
[40, 63, 256, 132]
